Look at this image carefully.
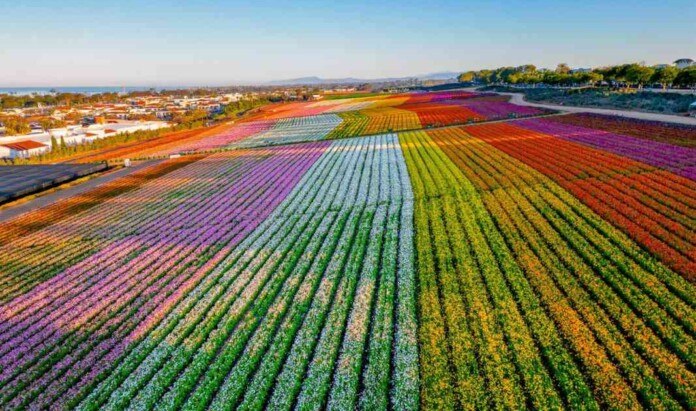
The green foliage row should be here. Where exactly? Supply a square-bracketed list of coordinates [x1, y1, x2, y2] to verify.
[459, 63, 696, 87]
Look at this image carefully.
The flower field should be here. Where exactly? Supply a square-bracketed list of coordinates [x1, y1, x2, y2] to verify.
[402, 128, 694, 410]
[70, 123, 241, 164]
[359, 107, 423, 135]
[0, 136, 420, 410]
[515, 118, 696, 180]
[1, 89, 694, 410]
[465, 122, 696, 279]
[549, 113, 696, 147]
[250, 93, 547, 143]
[70, 91, 551, 163]
[227, 114, 343, 149]
[324, 111, 372, 139]
[402, 102, 483, 127]
[444, 96, 546, 119]
[0, 142, 331, 408]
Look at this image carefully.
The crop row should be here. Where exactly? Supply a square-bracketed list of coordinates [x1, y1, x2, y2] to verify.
[401, 128, 695, 410]
[431, 127, 695, 408]
[0, 143, 328, 409]
[65, 135, 416, 410]
[465, 122, 696, 280]
[0, 136, 420, 410]
[449, 98, 546, 118]
[517, 118, 696, 180]
[404, 102, 484, 127]
[550, 113, 696, 148]
[0, 155, 202, 302]
[1, 107, 693, 410]
[228, 115, 343, 149]
[95, 92, 552, 158]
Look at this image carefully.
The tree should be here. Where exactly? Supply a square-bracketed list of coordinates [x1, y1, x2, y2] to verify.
[39, 118, 66, 130]
[2, 116, 30, 135]
[507, 71, 522, 84]
[64, 112, 83, 123]
[673, 66, 696, 88]
[555, 63, 571, 74]
[519, 67, 543, 84]
[576, 71, 603, 85]
[651, 66, 679, 89]
[492, 67, 517, 83]
[457, 71, 475, 83]
[172, 109, 210, 127]
[614, 64, 632, 84]
[476, 69, 493, 84]
[542, 71, 571, 85]
[51, 136, 59, 151]
[625, 65, 655, 88]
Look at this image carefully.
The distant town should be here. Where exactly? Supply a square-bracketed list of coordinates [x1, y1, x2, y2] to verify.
[0, 82, 407, 160]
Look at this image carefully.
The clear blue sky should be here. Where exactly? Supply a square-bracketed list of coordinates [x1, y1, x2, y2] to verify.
[1, 0, 693, 86]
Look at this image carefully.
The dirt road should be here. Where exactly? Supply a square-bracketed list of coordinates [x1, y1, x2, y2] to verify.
[501, 92, 696, 126]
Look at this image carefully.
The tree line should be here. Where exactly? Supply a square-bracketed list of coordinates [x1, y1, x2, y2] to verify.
[0, 92, 124, 110]
[458, 63, 696, 88]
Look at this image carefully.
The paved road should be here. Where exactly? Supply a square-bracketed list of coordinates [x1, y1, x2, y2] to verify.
[500, 92, 696, 126]
[0, 160, 162, 223]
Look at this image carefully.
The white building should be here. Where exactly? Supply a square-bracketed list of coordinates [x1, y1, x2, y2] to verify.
[0, 140, 50, 159]
[223, 93, 243, 102]
[0, 120, 170, 153]
[48, 128, 69, 138]
[674, 58, 694, 69]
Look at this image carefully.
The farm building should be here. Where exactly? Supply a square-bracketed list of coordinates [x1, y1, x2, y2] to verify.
[0, 140, 50, 159]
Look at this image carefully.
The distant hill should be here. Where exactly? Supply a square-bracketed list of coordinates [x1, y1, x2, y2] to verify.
[415, 71, 460, 80]
[265, 76, 402, 86]
[265, 71, 460, 86]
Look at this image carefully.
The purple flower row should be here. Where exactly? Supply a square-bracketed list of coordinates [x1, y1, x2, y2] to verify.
[515, 118, 696, 181]
[0, 141, 330, 407]
[154, 120, 278, 157]
[444, 99, 545, 119]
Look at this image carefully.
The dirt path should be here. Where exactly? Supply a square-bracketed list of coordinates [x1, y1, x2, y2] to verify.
[0, 160, 162, 223]
[500, 92, 696, 126]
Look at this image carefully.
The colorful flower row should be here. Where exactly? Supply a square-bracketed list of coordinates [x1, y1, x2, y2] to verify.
[413, 126, 695, 410]
[0, 143, 329, 408]
[516, 118, 696, 180]
[465, 122, 696, 280]
[0, 107, 693, 410]
[550, 112, 696, 148]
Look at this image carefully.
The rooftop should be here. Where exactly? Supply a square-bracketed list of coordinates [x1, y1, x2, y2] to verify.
[1, 140, 47, 151]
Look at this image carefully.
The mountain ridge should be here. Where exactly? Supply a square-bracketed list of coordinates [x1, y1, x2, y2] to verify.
[265, 71, 459, 86]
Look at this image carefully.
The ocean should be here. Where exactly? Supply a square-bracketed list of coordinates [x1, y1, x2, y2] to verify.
[0, 86, 195, 96]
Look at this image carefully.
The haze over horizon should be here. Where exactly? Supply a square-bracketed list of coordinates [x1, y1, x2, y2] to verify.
[1, 0, 693, 87]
